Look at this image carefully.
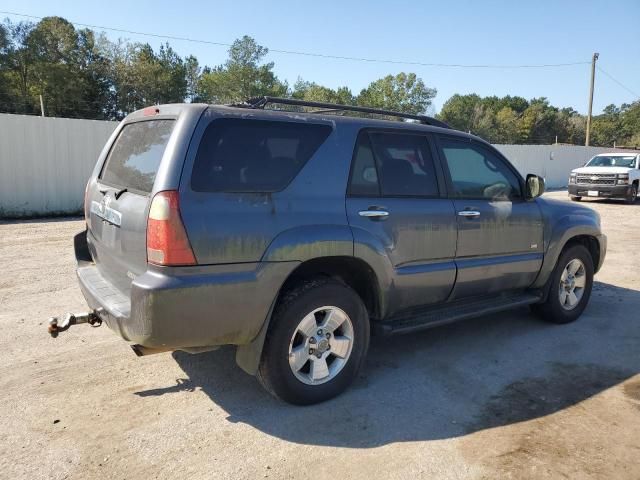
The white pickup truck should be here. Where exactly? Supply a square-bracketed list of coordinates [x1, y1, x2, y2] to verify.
[568, 152, 640, 204]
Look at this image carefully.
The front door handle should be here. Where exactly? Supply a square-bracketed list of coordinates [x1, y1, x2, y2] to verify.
[359, 210, 390, 218]
[458, 210, 481, 218]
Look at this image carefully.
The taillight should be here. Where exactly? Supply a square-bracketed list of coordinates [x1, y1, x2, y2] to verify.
[147, 191, 196, 266]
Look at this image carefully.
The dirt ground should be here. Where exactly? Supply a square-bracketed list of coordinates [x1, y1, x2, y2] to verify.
[1, 190, 638, 480]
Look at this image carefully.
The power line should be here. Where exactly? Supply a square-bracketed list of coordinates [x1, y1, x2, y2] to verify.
[596, 66, 640, 100]
[1, 10, 591, 70]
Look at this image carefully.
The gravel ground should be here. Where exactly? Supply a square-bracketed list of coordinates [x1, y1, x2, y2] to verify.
[1, 190, 638, 480]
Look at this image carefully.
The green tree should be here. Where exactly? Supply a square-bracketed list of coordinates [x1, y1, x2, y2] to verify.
[184, 55, 201, 102]
[103, 41, 187, 119]
[26, 17, 111, 118]
[292, 78, 355, 105]
[356, 72, 436, 115]
[0, 19, 36, 114]
[494, 106, 520, 143]
[618, 101, 640, 146]
[0, 21, 11, 112]
[590, 104, 620, 147]
[0, 17, 112, 118]
[197, 36, 287, 103]
[437, 94, 482, 132]
[439, 94, 597, 145]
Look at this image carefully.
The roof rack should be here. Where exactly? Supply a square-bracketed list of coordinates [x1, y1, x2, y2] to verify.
[239, 96, 450, 129]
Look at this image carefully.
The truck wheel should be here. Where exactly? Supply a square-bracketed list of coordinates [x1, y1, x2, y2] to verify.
[531, 244, 594, 324]
[570, 195, 582, 201]
[626, 184, 638, 204]
[257, 278, 370, 405]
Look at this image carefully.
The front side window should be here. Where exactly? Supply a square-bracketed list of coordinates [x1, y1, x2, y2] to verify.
[100, 120, 175, 193]
[191, 119, 332, 192]
[439, 137, 521, 200]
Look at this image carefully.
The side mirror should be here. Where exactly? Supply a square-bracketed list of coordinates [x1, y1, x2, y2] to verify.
[526, 174, 545, 200]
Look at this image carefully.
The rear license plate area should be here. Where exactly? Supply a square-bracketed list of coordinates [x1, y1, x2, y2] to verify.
[101, 223, 117, 248]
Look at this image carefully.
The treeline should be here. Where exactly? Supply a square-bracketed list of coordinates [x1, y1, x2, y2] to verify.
[0, 16, 638, 147]
[439, 94, 640, 146]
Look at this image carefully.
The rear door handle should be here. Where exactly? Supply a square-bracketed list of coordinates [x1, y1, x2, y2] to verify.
[458, 210, 481, 217]
[359, 210, 389, 218]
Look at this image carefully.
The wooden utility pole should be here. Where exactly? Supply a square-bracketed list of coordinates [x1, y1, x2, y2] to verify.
[39, 94, 45, 117]
[585, 52, 599, 146]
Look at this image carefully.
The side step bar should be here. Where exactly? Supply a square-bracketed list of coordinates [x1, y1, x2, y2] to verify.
[376, 292, 542, 335]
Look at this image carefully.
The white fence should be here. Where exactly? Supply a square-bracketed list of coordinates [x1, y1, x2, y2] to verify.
[494, 144, 638, 189]
[0, 113, 638, 217]
[0, 114, 117, 217]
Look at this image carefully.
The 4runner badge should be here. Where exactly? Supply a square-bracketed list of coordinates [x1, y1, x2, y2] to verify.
[91, 196, 122, 227]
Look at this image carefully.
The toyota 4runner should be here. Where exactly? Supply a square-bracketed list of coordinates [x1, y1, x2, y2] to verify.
[49, 97, 607, 405]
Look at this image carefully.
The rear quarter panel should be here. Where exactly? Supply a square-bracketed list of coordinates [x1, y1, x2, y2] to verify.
[178, 108, 360, 265]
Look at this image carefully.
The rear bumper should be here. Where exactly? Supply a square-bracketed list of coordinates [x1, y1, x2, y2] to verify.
[75, 232, 297, 349]
[568, 184, 632, 198]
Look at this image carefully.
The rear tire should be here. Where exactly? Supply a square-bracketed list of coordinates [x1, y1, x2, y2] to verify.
[257, 278, 370, 405]
[570, 195, 582, 202]
[531, 244, 594, 324]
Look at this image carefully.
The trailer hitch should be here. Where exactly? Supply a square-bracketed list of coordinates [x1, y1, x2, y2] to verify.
[48, 311, 102, 338]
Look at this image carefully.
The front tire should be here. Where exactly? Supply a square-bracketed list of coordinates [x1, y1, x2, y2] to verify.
[626, 184, 638, 204]
[257, 278, 370, 405]
[570, 195, 582, 202]
[531, 244, 594, 324]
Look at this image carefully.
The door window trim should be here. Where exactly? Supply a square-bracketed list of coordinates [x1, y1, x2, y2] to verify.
[434, 133, 525, 202]
[346, 127, 447, 199]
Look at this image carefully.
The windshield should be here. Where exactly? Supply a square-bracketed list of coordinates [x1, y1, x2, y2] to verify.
[586, 155, 637, 168]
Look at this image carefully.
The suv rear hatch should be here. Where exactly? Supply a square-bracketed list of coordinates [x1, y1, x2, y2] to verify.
[86, 118, 176, 295]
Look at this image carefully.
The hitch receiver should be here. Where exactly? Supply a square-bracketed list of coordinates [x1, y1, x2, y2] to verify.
[48, 311, 102, 338]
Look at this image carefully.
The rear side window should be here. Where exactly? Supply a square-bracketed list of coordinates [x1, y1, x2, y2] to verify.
[348, 131, 439, 197]
[370, 132, 439, 197]
[191, 119, 332, 192]
[100, 120, 175, 193]
[348, 133, 380, 196]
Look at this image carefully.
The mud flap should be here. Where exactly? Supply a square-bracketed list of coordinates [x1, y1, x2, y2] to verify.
[235, 295, 278, 375]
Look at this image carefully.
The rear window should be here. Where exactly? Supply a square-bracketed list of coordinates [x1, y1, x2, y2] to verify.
[191, 119, 332, 192]
[100, 119, 175, 193]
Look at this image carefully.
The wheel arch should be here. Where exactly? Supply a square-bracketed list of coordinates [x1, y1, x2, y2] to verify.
[533, 218, 605, 303]
[278, 256, 382, 320]
[562, 234, 601, 272]
[236, 255, 382, 375]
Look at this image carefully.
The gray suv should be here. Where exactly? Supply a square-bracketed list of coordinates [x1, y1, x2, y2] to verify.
[53, 97, 607, 405]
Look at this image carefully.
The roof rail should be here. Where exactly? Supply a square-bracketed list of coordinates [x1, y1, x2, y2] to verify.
[240, 96, 450, 129]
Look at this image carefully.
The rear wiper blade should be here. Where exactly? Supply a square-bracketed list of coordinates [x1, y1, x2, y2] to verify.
[114, 188, 128, 200]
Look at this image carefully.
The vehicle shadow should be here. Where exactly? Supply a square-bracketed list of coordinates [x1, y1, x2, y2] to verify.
[135, 281, 640, 447]
[0, 215, 83, 225]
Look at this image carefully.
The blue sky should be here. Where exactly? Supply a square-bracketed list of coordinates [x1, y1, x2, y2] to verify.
[2, 1, 639, 113]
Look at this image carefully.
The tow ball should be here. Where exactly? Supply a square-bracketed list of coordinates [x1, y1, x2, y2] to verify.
[48, 311, 102, 338]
